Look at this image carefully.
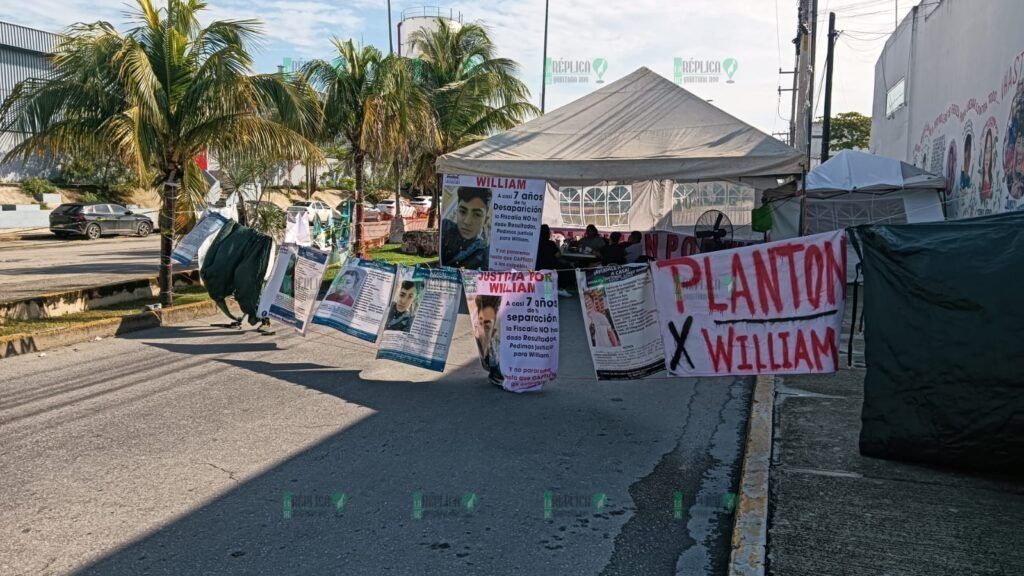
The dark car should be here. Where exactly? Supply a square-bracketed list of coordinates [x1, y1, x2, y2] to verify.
[49, 203, 154, 240]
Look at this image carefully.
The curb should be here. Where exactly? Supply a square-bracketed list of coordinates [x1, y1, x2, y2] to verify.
[728, 374, 775, 576]
[0, 299, 220, 360]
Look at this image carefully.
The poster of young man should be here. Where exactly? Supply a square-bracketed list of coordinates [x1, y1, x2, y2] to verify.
[171, 212, 228, 266]
[376, 266, 462, 372]
[649, 231, 846, 377]
[462, 270, 559, 393]
[256, 244, 330, 335]
[440, 174, 547, 271]
[312, 258, 397, 343]
[576, 265, 666, 380]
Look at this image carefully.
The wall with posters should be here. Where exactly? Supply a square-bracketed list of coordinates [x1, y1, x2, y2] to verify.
[871, 0, 1024, 218]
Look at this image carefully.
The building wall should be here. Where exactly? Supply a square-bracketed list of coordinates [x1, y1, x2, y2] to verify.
[0, 21, 62, 182]
[871, 0, 1024, 219]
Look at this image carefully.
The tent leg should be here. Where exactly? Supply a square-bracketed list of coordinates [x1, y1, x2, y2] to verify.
[847, 266, 861, 368]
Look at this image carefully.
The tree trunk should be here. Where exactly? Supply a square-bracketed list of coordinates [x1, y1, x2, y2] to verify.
[353, 153, 365, 255]
[389, 159, 405, 244]
[158, 167, 180, 307]
[428, 172, 441, 229]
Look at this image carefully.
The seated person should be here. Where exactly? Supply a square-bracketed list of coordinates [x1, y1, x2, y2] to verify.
[536, 224, 576, 296]
[624, 230, 646, 263]
[579, 224, 607, 255]
[602, 231, 627, 265]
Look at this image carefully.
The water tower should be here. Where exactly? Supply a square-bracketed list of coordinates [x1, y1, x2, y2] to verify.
[397, 6, 463, 57]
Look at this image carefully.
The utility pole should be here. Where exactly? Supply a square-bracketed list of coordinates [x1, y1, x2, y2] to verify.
[806, 0, 818, 166]
[793, 0, 811, 157]
[820, 12, 837, 163]
[541, 0, 549, 113]
[387, 0, 393, 55]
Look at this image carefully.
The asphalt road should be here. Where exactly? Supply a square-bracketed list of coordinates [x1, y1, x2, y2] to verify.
[0, 235, 163, 302]
[0, 303, 752, 576]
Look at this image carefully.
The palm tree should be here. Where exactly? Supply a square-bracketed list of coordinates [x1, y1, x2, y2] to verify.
[408, 20, 539, 227]
[302, 40, 382, 254]
[0, 0, 320, 306]
[361, 54, 438, 240]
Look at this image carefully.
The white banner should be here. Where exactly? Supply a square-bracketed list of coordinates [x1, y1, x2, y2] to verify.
[462, 270, 559, 393]
[311, 258, 397, 343]
[441, 174, 546, 271]
[257, 245, 330, 335]
[171, 212, 228, 266]
[576, 265, 665, 380]
[376, 266, 462, 372]
[650, 231, 846, 377]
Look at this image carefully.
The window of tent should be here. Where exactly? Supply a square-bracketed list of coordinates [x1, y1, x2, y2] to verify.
[804, 197, 908, 235]
[558, 184, 632, 227]
[671, 181, 755, 228]
[559, 187, 582, 225]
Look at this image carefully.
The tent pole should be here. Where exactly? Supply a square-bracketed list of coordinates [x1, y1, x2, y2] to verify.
[541, 0, 549, 114]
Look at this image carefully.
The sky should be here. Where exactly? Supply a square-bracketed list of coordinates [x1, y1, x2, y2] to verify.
[0, 0, 917, 136]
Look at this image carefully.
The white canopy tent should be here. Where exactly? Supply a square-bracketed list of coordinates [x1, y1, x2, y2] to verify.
[767, 150, 947, 280]
[437, 67, 804, 236]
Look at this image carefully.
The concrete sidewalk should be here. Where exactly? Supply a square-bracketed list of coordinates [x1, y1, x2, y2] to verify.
[766, 367, 1024, 575]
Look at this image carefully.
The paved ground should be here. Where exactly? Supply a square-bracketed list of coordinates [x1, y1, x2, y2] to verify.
[767, 302, 1024, 575]
[0, 235, 163, 301]
[0, 301, 751, 576]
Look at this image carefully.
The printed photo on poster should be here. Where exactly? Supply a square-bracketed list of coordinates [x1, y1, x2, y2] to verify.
[650, 231, 846, 377]
[312, 258, 398, 343]
[462, 270, 559, 393]
[576, 265, 666, 380]
[377, 267, 462, 372]
[441, 174, 546, 271]
[257, 245, 330, 335]
[383, 278, 424, 333]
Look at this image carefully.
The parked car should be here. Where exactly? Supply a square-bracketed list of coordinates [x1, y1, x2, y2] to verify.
[375, 199, 417, 219]
[410, 195, 433, 214]
[49, 203, 154, 240]
[290, 200, 333, 222]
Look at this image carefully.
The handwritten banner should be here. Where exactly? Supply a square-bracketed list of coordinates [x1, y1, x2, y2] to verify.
[650, 231, 846, 376]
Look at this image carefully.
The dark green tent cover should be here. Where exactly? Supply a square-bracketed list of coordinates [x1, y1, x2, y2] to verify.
[853, 211, 1024, 474]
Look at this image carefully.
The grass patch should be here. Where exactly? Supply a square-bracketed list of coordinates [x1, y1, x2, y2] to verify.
[367, 243, 439, 267]
[0, 285, 210, 337]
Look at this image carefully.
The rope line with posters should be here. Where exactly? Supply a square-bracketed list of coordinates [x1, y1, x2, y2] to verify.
[178, 174, 848, 393]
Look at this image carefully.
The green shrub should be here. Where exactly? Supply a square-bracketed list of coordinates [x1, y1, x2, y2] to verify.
[22, 177, 57, 197]
[82, 191, 102, 203]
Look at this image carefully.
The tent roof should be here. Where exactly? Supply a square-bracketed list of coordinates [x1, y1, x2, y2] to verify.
[436, 67, 804, 185]
[804, 150, 946, 194]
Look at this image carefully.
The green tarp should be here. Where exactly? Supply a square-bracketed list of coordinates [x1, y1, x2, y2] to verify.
[200, 220, 273, 325]
[854, 211, 1024, 474]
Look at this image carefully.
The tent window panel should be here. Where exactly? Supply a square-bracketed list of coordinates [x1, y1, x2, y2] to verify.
[559, 187, 582, 225]
[671, 181, 754, 227]
[584, 187, 607, 227]
[805, 198, 908, 235]
[608, 185, 631, 226]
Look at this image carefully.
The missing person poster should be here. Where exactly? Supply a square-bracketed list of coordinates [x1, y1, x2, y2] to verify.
[649, 231, 846, 377]
[440, 174, 546, 271]
[575, 265, 666, 380]
[257, 244, 330, 335]
[376, 266, 462, 372]
[171, 212, 228, 266]
[462, 270, 559, 393]
[312, 258, 397, 343]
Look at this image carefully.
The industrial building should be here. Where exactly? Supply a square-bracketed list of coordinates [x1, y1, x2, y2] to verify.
[871, 0, 1024, 219]
[0, 20, 61, 181]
